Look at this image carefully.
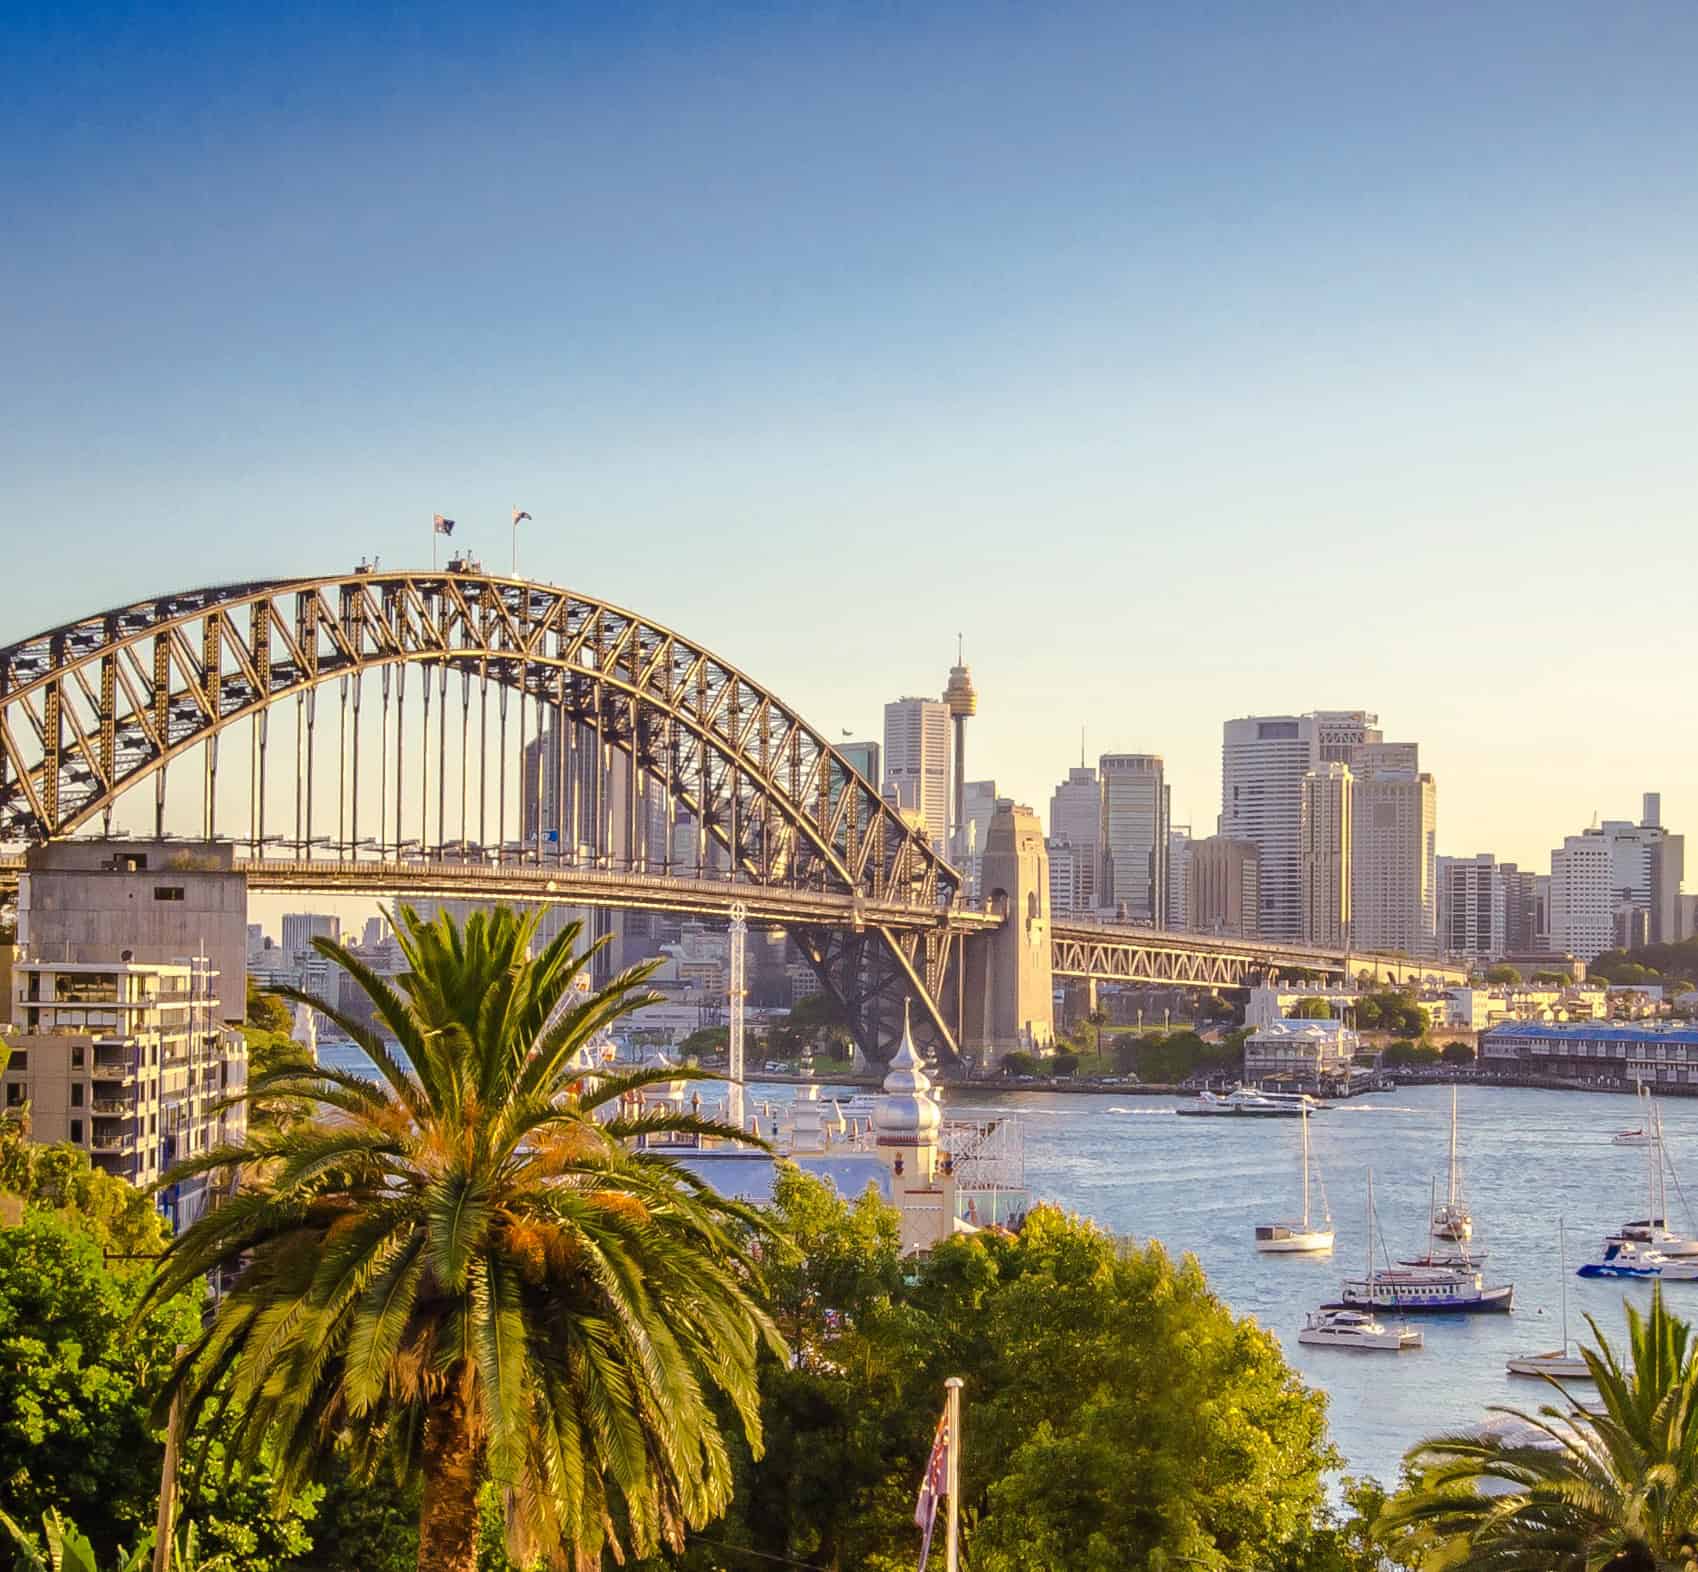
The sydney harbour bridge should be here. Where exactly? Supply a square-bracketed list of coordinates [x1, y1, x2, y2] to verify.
[0, 568, 1460, 1063]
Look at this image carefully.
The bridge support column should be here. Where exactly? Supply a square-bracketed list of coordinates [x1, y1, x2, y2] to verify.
[963, 802, 1054, 1068]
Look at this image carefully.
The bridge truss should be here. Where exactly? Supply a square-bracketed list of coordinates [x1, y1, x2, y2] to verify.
[0, 570, 975, 1060]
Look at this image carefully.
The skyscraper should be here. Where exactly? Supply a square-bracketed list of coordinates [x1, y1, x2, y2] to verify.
[1099, 754, 1167, 924]
[1312, 710, 1381, 764]
[1550, 794, 1685, 961]
[838, 739, 880, 788]
[1220, 715, 1317, 941]
[1048, 765, 1101, 914]
[882, 697, 951, 847]
[958, 779, 999, 898]
[1351, 765, 1438, 956]
[1437, 854, 1512, 962]
[1166, 822, 1192, 930]
[1299, 764, 1353, 947]
[942, 644, 978, 862]
[1187, 836, 1260, 937]
[282, 912, 341, 958]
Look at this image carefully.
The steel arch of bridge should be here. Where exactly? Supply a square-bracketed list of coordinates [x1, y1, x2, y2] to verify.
[0, 570, 970, 1059]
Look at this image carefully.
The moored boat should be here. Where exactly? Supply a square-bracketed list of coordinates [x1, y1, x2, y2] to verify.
[1509, 1220, 1594, 1380]
[1431, 1084, 1473, 1241]
[1255, 1103, 1334, 1253]
[1298, 1308, 1422, 1352]
[1330, 1170, 1514, 1314]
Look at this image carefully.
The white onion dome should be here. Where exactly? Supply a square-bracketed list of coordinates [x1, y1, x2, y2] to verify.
[874, 1007, 942, 1140]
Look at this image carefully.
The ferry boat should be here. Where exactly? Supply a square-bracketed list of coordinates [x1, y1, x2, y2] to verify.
[1329, 1171, 1514, 1314]
[1298, 1308, 1422, 1352]
[1178, 1086, 1327, 1118]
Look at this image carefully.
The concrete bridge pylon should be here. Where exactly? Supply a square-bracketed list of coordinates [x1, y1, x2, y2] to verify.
[962, 801, 1054, 1065]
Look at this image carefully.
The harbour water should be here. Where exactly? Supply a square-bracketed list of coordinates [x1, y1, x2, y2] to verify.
[935, 1080, 1689, 1486]
[315, 1044, 1681, 1487]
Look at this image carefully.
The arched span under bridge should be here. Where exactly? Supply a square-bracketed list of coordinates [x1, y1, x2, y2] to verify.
[0, 570, 976, 1061]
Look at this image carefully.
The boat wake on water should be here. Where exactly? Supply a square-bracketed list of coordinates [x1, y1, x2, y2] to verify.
[1104, 1106, 1176, 1116]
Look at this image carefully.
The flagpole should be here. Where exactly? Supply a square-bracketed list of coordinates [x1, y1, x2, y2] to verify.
[512, 511, 518, 577]
[945, 1376, 962, 1572]
[433, 519, 439, 571]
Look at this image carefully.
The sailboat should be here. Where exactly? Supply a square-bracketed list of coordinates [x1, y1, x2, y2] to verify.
[1255, 1104, 1335, 1253]
[1431, 1084, 1472, 1241]
[1332, 1169, 1514, 1314]
[1605, 1094, 1698, 1260]
[1508, 1219, 1593, 1379]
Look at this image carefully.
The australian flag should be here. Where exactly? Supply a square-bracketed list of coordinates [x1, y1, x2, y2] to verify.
[914, 1403, 952, 1570]
[432, 514, 456, 536]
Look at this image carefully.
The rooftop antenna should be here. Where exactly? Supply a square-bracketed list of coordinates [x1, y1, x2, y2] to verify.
[1080, 726, 1086, 769]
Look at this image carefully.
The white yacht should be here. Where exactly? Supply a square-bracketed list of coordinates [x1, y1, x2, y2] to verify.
[1255, 1104, 1334, 1253]
[1431, 1084, 1473, 1241]
[1298, 1308, 1422, 1353]
[1509, 1221, 1595, 1381]
[1605, 1094, 1698, 1258]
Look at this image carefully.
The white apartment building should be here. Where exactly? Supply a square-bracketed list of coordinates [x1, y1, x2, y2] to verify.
[1221, 715, 1317, 942]
[1550, 796, 1686, 962]
[1437, 854, 1510, 962]
[1100, 754, 1167, 924]
[4, 957, 248, 1229]
[1048, 766, 1100, 913]
[1299, 764, 1353, 947]
[883, 697, 952, 847]
[1351, 768, 1437, 956]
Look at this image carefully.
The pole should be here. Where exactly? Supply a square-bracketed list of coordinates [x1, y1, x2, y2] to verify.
[944, 1376, 963, 1572]
[152, 1345, 188, 1572]
[728, 903, 747, 1134]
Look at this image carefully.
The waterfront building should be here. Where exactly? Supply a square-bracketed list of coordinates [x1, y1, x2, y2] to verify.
[1221, 715, 1317, 941]
[4, 955, 247, 1228]
[1048, 765, 1100, 912]
[1243, 1018, 1359, 1092]
[1099, 753, 1167, 924]
[1187, 836, 1261, 937]
[1351, 762, 1437, 956]
[1550, 795, 1686, 962]
[1480, 1022, 1698, 1089]
[1299, 764, 1353, 947]
[883, 696, 951, 847]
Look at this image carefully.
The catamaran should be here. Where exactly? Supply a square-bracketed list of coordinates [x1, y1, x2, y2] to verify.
[1298, 1308, 1422, 1352]
[1178, 1086, 1327, 1118]
[1255, 1104, 1334, 1253]
[1508, 1220, 1593, 1379]
[1330, 1170, 1514, 1314]
[1431, 1083, 1472, 1241]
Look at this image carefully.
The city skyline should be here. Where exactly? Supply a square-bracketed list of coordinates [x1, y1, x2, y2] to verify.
[5, 2, 1696, 870]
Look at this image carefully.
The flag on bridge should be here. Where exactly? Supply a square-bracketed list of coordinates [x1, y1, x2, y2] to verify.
[433, 515, 456, 536]
[914, 1399, 952, 1571]
[512, 507, 532, 525]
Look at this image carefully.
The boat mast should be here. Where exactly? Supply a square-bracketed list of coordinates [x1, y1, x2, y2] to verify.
[1559, 1216, 1569, 1353]
[1301, 1105, 1311, 1230]
[1447, 1083, 1460, 1210]
[1427, 1175, 1437, 1251]
[1365, 1168, 1375, 1278]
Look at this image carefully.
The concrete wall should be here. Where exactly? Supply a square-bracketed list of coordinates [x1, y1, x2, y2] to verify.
[963, 802, 1055, 1060]
[19, 841, 248, 1022]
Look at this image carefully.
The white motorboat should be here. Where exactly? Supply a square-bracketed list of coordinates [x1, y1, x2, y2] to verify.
[1509, 1220, 1595, 1381]
[1178, 1086, 1327, 1118]
[1431, 1084, 1473, 1241]
[1255, 1103, 1334, 1253]
[1298, 1308, 1422, 1352]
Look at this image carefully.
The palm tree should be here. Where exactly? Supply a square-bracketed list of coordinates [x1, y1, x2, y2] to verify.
[140, 905, 783, 1572]
[1382, 1288, 1698, 1570]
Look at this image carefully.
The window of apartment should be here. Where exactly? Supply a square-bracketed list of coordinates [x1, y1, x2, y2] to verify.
[5, 1050, 24, 1072]
[70, 1045, 84, 1068]
[148, 1114, 157, 1135]
[4, 1084, 22, 1107]
[153, 886, 186, 902]
[70, 1119, 83, 1143]
[71, 1083, 84, 1108]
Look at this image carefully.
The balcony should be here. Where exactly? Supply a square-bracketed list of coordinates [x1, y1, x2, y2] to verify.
[91, 1058, 137, 1085]
[91, 1095, 134, 1115]
[90, 1129, 135, 1155]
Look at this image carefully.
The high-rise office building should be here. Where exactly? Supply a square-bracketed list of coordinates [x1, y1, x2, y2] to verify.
[1048, 765, 1101, 914]
[1312, 710, 1381, 764]
[838, 739, 880, 788]
[281, 913, 341, 959]
[1300, 764, 1353, 947]
[1550, 795, 1685, 961]
[1166, 824, 1192, 930]
[1220, 715, 1317, 941]
[1351, 766, 1438, 956]
[958, 780, 1000, 898]
[1187, 836, 1260, 937]
[1100, 754, 1167, 924]
[1047, 839, 1089, 919]
[1353, 741, 1421, 776]
[1437, 854, 1510, 962]
[882, 697, 952, 847]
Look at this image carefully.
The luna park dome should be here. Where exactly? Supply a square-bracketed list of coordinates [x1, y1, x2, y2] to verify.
[873, 1007, 942, 1140]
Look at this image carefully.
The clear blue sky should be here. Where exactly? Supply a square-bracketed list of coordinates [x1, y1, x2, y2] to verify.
[4, 0, 1695, 868]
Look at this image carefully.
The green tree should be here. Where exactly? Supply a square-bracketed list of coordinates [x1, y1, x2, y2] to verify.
[1381, 1040, 1440, 1067]
[786, 993, 854, 1061]
[1290, 998, 1334, 1020]
[0, 1507, 155, 1572]
[1440, 1041, 1476, 1065]
[0, 1132, 170, 1260]
[143, 906, 785, 1572]
[1483, 964, 1522, 986]
[1051, 1051, 1081, 1078]
[1001, 1051, 1043, 1077]
[678, 1026, 729, 1060]
[245, 978, 293, 1036]
[1382, 1289, 1698, 1569]
[1085, 1009, 1108, 1059]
